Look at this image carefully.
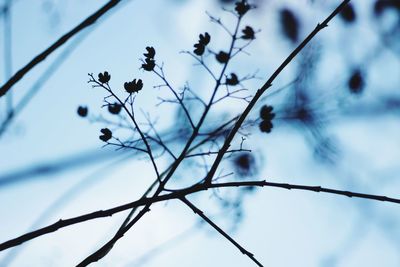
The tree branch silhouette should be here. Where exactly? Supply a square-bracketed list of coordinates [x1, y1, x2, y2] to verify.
[0, 0, 122, 98]
[76, 11, 248, 265]
[203, 0, 352, 185]
[2, 0, 13, 115]
[74, 1, 354, 265]
[2, 179, 399, 252]
[0, 34, 87, 137]
[180, 197, 264, 267]
[3, 0, 398, 266]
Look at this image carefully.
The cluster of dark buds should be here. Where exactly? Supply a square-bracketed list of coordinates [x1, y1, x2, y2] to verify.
[142, 46, 156, 71]
[98, 71, 111, 84]
[124, 78, 143, 94]
[99, 128, 112, 142]
[259, 105, 275, 133]
[193, 32, 211, 56]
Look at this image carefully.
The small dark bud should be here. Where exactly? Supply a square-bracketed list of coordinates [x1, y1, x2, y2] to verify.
[143, 46, 156, 59]
[235, 0, 251, 16]
[77, 106, 88, 117]
[216, 51, 230, 63]
[242, 26, 255, 40]
[108, 103, 122, 115]
[348, 69, 365, 94]
[142, 58, 155, 71]
[233, 153, 257, 177]
[98, 71, 111, 84]
[280, 8, 300, 43]
[199, 32, 211, 46]
[260, 105, 275, 121]
[99, 128, 112, 142]
[193, 32, 211, 56]
[259, 120, 273, 133]
[124, 78, 143, 94]
[340, 3, 356, 23]
[226, 73, 239, 86]
[194, 43, 206, 56]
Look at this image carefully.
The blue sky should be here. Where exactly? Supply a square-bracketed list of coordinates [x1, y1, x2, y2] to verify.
[1, 0, 399, 266]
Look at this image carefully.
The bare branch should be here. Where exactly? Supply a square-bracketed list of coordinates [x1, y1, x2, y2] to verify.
[153, 67, 195, 129]
[2, 178, 399, 252]
[78, 11, 250, 265]
[180, 197, 263, 267]
[0, 0, 123, 98]
[186, 148, 251, 158]
[88, 74, 162, 183]
[203, 0, 352, 185]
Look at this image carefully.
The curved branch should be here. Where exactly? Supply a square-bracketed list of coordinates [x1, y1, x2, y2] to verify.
[1, 179, 399, 252]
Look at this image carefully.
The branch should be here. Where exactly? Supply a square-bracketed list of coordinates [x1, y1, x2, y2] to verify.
[186, 148, 251, 158]
[0, 148, 119, 188]
[110, 116, 241, 249]
[204, 0, 352, 185]
[180, 197, 263, 267]
[153, 67, 195, 129]
[89, 75, 162, 183]
[77, 12, 248, 266]
[3, 0, 13, 114]
[0, 0, 122, 98]
[2, 179, 399, 252]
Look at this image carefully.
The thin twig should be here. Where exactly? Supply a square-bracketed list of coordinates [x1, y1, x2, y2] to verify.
[3, 0, 13, 114]
[153, 68, 195, 129]
[186, 148, 251, 158]
[180, 197, 263, 267]
[89, 75, 162, 183]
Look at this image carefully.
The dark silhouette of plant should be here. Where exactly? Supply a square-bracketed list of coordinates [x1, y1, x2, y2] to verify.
[1, 0, 400, 266]
[99, 128, 112, 142]
[107, 103, 122, 115]
[279, 8, 300, 43]
[259, 105, 275, 133]
[141, 46, 156, 71]
[348, 68, 365, 94]
[193, 32, 211, 56]
[77, 106, 88, 117]
[0, 0, 123, 98]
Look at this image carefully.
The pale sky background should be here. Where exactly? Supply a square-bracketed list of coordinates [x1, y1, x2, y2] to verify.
[0, 0, 399, 266]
